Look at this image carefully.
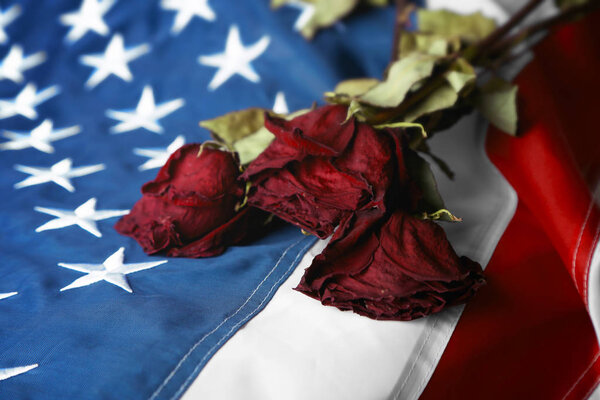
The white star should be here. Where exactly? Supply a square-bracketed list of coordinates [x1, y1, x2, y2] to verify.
[287, 1, 315, 32]
[34, 198, 128, 238]
[0, 292, 17, 301]
[0, 119, 80, 153]
[0, 5, 21, 45]
[161, 0, 216, 35]
[59, 247, 167, 293]
[60, 0, 115, 44]
[79, 34, 150, 89]
[133, 135, 185, 171]
[0, 83, 60, 120]
[14, 158, 105, 192]
[0, 364, 38, 381]
[198, 25, 270, 91]
[273, 91, 289, 114]
[106, 85, 184, 134]
[0, 45, 46, 84]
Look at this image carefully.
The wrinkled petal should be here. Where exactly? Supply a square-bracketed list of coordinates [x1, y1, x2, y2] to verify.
[248, 158, 370, 238]
[143, 144, 243, 206]
[264, 105, 356, 156]
[296, 211, 485, 321]
[167, 207, 266, 258]
[116, 144, 253, 257]
[244, 105, 404, 239]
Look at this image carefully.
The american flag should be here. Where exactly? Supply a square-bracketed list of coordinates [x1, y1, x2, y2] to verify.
[2, 1, 600, 399]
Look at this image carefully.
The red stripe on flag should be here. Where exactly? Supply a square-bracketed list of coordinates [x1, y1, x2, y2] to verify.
[420, 203, 598, 399]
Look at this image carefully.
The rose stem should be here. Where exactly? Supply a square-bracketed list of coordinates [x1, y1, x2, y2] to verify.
[375, 1, 544, 123]
[375, 0, 592, 124]
[473, 0, 544, 62]
[390, 0, 409, 62]
[486, 1, 600, 59]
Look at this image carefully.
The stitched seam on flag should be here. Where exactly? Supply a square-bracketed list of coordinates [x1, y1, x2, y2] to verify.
[584, 223, 600, 303]
[562, 351, 600, 400]
[394, 318, 438, 399]
[573, 198, 595, 292]
[171, 239, 314, 400]
[148, 236, 306, 400]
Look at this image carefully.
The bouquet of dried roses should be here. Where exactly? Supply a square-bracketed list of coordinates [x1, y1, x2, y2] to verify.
[116, 0, 598, 321]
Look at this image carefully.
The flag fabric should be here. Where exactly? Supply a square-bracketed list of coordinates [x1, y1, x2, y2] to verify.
[181, 2, 600, 400]
[422, 10, 600, 399]
[2, 1, 600, 400]
[0, 0, 370, 398]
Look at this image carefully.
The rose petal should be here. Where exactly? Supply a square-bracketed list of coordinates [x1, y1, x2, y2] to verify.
[264, 105, 356, 156]
[143, 144, 243, 205]
[296, 211, 485, 321]
[116, 144, 251, 257]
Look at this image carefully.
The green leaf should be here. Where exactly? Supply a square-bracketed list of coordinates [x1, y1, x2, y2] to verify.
[272, 0, 358, 39]
[334, 78, 380, 97]
[403, 83, 458, 122]
[473, 78, 518, 135]
[200, 108, 266, 145]
[418, 9, 496, 42]
[359, 54, 438, 107]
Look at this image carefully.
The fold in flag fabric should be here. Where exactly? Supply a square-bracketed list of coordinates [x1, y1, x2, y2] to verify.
[184, 3, 600, 400]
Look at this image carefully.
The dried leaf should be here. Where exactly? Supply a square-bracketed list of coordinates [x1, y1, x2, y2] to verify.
[399, 32, 462, 58]
[417, 141, 455, 179]
[272, 0, 358, 39]
[200, 108, 266, 145]
[362, 0, 389, 6]
[418, 9, 496, 42]
[420, 209, 462, 222]
[405, 149, 445, 213]
[473, 78, 518, 135]
[233, 127, 275, 165]
[405, 149, 458, 222]
[403, 83, 458, 122]
[374, 121, 427, 149]
[555, 0, 589, 10]
[344, 99, 379, 123]
[359, 54, 437, 108]
[445, 58, 476, 93]
[334, 78, 380, 97]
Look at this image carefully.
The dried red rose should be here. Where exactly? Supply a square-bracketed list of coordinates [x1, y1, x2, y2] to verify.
[296, 210, 485, 320]
[115, 144, 256, 257]
[242, 105, 410, 239]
